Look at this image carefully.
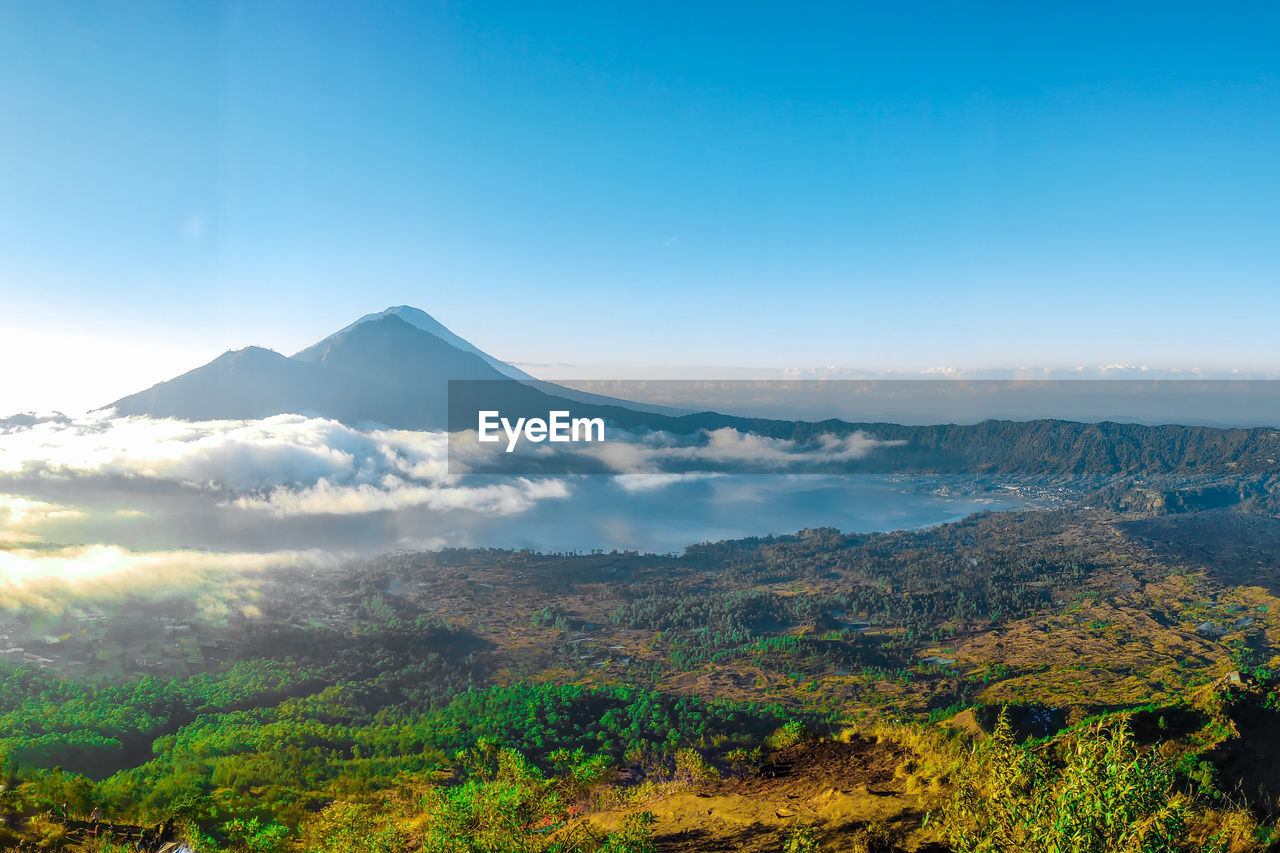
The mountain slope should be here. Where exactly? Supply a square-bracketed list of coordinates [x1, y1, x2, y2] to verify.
[107, 345, 327, 422]
[292, 305, 681, 415]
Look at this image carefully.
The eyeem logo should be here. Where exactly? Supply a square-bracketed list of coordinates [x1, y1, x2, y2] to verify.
[477, 411, 606, 452]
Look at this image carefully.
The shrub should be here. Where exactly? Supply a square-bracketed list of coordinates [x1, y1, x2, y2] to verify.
[302, 802, 409, 853]
[599, 812, 657, 853]
[670, 749, 719, 785]
[848, 822, 900, 853]
[939, 711, 1204, 853]
[783, 821, 822, 853]
[724, 746, 762, 774]
[766, 721, 807, 750]
[222, 816, 292, 852]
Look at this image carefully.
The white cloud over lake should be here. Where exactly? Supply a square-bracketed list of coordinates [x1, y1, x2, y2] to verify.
[232, 476, 570, 517]
[0, 413, 449, 490]
[0, 414, 1010, 605]
[1, 415, 902, 526]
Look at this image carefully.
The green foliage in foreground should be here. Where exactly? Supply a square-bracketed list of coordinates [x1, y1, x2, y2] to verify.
[0, 659, 317, 774]
[416, 741, 653, 853]
[0, 677, 794, 847]
[91, 679, 793, 829]
[294, 741, 655, 853]
[939, 712, 1234, 853]
[1, 739, 660, 852]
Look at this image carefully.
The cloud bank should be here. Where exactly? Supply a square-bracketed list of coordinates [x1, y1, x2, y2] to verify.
[0, 413, 579, 517]
[459, 425, 904, 475]
[0, 412, 933, 608]
[0, 413, 447, 490]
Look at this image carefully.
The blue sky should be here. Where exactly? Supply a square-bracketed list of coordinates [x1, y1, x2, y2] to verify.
[2, 2, 1279, 411]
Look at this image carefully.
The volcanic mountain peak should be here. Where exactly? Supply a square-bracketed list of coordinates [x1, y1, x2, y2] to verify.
[105, 306, 687, 428]
[292, 305, 532, 380]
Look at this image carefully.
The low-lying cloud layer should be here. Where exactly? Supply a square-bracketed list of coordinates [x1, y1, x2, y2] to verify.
[450, 424, 903, 476]
[0, 413, 993, 609]
[1, 413, 578, 517]
[582, 428, 900, 472]
[1, 413, 447, 490]
[233, 477, 571, 517]
[0, 494, 86, 543]
[3, 414, 902, 522]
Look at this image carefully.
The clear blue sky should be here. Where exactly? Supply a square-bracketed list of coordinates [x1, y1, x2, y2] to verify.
[2, 2, 1278, 410]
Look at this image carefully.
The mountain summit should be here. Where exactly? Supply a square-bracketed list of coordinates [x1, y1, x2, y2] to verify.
[292, 306, 534, 381]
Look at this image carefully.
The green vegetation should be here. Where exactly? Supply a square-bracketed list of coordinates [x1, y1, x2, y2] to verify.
[0, 660, 316, 774]
[295, 741, 655, 853]
[937, 712, 1259, 853]
[0, 676, 794, 849]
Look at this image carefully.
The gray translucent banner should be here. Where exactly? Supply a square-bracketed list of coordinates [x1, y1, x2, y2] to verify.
[447, 379, 1280, 476]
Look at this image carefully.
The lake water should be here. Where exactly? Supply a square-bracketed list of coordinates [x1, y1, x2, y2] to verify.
[444, 474, 1022, 554]
[9, 471, 1021, 560]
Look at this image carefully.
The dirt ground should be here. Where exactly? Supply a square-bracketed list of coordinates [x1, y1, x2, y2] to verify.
[589, 736, 950, 852]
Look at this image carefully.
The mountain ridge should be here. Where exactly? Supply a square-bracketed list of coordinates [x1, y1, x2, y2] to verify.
[106, 307, 688, 429]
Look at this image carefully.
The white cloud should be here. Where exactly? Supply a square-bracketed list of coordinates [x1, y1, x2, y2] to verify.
[233, 476, 570, 517]
[612, 472, 722, 493]
[0, 544, 336, 611]
[0, 413, 448, 490]
[0, 494, 86, 542]
[0, 414, 572, 522]
[0, 494, 86, 527]
[0, 415, 894, 529]
[577, 427, 902, 473]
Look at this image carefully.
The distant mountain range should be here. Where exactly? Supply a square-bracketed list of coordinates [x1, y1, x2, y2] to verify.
[108, 305, 1280, 432]
[108, 306, 682, 429]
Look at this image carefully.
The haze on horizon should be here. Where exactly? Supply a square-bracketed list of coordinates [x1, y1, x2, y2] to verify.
[2, 2, 1279, 413]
